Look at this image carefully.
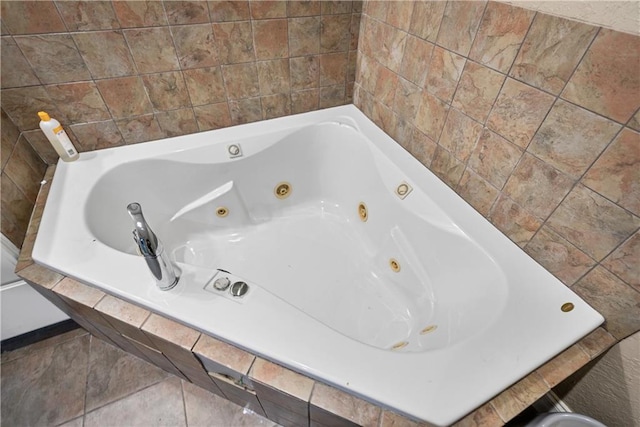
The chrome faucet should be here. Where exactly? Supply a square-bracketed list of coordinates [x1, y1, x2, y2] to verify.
[127, 202, 179, 291]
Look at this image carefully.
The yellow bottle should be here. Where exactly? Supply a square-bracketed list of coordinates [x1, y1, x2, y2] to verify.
[37, 111, 79, 162]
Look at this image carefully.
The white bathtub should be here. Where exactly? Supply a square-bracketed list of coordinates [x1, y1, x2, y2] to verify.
[33, 105, 603, 426]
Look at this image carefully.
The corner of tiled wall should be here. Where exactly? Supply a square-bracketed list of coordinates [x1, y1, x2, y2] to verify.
[354, 0, 640, 341]
[1, 0, 361, 155]
[1, 107, 48, 248]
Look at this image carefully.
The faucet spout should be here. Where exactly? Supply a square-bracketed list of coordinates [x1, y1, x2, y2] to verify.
[127, 202, 179, 291]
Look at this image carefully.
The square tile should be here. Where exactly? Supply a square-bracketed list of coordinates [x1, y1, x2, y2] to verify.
[229, 97, 263, 124]
[503, 153, 575, 220]
[142, 72, 191, 111]
[1, 334, 89, 426]
[44, 82, 110, 124]
[3, 136, 47, 202]
[257, 59, 291, 95]
[414, 91, 449, 141]
[468, 2, 535, 73]
[436, 1, 486, 57]
[249, 358, 314, 406]
[373, 65, 398, 106]
[193, 334, 254, 381]
[528, 99, 621, 179]
[1, 36, 40, 88]
[489, 194, 542, 247]
[562, 29, 640, 124]
[254, 19, 289, 59]
[468, 129, 523, 189]
[393, 78, 422, 122]
[602, 231, 639, 291]
[486, 78, 555, 149]
[546, 184, 640, 261]
[261, 93, 292, 119]
[319, 52, 348, 86]
[425, 46, 466, 103]
[289, 16, 321, 56]
[321, 14, 351, 53]
[577, 328, 616, 359]
[222, 63, 260, 99]
[439, 108, 483, 163]
[0, 0, 66, 34]
[116, 114, 164, 144]
[1, 86, 61, 131]
[490, 372, 548, 422]
[319, 85, 346, 108]
[112, 1, 167, 27]
[291, 89, 319, 113]
[572, 266, 640, 340]
[55, 0, 120, 31]
[287, 1, 321, 17]
[15, 35, 91, 84]
[96, 76, 153, 119]
[164, 1, 210, 25]
[124, 27, 180, 73]
[429, 146, 465, 189]
[510, 13, 598, 95]
[452, 61, 505, 123]
[386, 1, 413, 31]
[524, 226, 596, 286]
[456, 168, 500, 217]
[156, 108, 199, 137]
[537, 344, 590, 388]
[322, 1, 352, 15]
[250, 1, 287, 19]
[408, 0, 445, 43]
[584, 131, 640, 214]
[375, 22, 407, 74]
[69, 121, 124, 152]
[194, 102, 232, 131]
[53, 278, 105, 308]
[213, 21, 255, 64]
[183, 67, 226, 106]
[172, 24, 218, 69]
[310, 382, 381, 426]
[73, 31, 136, 79]
[399, 35, 433, 87]
[208, 1, 251, 22]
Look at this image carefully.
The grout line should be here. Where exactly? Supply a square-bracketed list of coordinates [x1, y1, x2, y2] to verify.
[180, 379, 190, 427]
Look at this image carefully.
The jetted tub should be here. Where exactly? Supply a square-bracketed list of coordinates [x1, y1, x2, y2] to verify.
[33, 105, 603, 426]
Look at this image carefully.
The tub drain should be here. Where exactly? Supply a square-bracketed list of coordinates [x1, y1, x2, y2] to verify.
[389, 258, 400, 272]
[216, 207, 229, 217]
[275, 182, 292, 199]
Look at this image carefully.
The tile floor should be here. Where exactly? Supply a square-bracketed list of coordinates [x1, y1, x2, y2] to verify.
[1, 328, 279, 427]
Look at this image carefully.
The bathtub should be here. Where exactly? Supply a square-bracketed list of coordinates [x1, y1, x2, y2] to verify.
[33, 105, 603, 426]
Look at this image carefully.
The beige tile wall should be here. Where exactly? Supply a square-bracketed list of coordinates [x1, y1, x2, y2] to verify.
[0, 0, 361, 248]
[354, 0, 640, 341]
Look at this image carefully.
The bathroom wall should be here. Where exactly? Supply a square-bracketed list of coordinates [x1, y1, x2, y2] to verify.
[354, 1, 639, 424]
[0, 0, 359, 154]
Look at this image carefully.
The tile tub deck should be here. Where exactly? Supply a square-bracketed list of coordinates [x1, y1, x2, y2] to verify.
[16, 166, 616, 427]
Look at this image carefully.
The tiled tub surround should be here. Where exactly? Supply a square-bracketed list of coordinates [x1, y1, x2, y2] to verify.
[18, 166, 616, 426]
[354, 1, 640, 345]
[20, 107, 608, 427]
[1, 0, 360, 158]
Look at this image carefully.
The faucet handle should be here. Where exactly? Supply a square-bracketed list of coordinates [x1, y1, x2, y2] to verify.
[127, 202, 159, 257]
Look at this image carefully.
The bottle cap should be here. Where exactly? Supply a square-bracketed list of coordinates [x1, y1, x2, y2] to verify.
[37, 111, 51, 121]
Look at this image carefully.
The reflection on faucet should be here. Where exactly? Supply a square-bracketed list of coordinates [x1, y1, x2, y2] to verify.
[127, 202, 179, 291]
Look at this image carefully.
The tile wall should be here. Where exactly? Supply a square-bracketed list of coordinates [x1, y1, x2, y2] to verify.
[0, 0, 361, 248]
[354, 0, 640, 341]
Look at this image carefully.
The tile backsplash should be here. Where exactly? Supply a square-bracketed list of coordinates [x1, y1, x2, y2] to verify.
[1, 0, 360, 152]
[354, 0, 639, 340]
